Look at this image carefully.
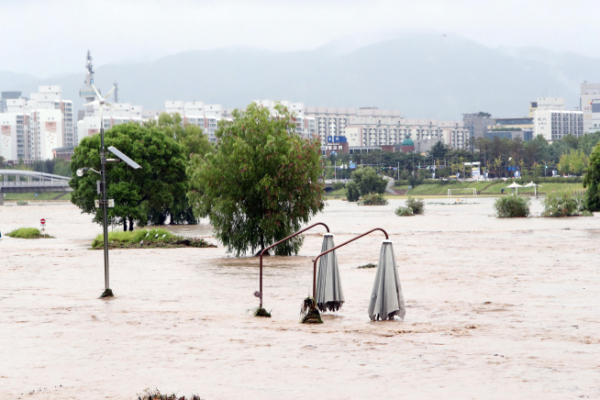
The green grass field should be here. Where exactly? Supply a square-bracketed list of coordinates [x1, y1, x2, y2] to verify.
[324, 181, 585, 199]
[4, 192, 71, 201]
[396, 181, 584, 196]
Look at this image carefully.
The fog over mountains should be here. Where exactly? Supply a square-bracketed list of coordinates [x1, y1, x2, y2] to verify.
[2, 33, 599, 120]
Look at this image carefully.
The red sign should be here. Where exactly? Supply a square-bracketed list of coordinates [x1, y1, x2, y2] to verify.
[40, 218, 46, 225]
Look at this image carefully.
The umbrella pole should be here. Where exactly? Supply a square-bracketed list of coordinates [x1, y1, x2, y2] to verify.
[257, 222, 330, 310]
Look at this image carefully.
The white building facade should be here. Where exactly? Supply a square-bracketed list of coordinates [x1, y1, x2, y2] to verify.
[165, 101, 229, 142]
[0, 86, 73, 161]
[579, 82, 600, 134]
[253, 100, 316, 139]
[345, 117, 468, 150]
[534, 110, 584, 142]
[77, 103, 145, 145]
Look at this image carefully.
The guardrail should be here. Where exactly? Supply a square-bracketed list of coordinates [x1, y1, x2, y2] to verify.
[0, 180, 71, 187]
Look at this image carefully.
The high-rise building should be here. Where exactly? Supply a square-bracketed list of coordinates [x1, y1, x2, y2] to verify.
[1, 91, 22, 113]
[253, 100, 316, 139]
[305, 107, 357, 143]
[533, 110, 583, 142]
[462, 113, 494, 149]
[0, 86, 73, 161]
[579, 82, 600, 134]
[165, 101, 230, 142]
[345, 117, 468, 150]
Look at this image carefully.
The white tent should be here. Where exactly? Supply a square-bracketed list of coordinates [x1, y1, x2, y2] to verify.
[523, 181, 541, 197]
[505, 182, 523, 195]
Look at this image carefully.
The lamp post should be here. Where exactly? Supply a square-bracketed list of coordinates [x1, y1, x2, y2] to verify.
[79, 84, 140, 298]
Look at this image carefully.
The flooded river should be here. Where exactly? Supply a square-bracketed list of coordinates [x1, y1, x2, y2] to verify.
[1, 198, 599, 399]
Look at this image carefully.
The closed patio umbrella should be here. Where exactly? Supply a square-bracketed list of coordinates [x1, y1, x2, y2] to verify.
[316, 233, 345, 312]
[523, 181, 541, 197]
[505, 182, 523, 195]
[368, 241, 406, 321]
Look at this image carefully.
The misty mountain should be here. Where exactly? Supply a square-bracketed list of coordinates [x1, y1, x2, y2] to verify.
[2, 33, 600, 120]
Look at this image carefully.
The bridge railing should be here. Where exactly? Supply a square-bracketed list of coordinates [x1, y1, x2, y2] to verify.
[0, 180, 71, 187]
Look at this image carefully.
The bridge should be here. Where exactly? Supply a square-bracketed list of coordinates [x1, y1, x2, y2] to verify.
[0, 169, 72, 194]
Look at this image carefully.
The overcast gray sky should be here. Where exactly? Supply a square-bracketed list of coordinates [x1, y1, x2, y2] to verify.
[3, 0, 599, 77]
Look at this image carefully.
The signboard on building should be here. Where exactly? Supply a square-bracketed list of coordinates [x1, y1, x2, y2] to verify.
[327, 136, 347, 143]
[325, 142, 349, 156]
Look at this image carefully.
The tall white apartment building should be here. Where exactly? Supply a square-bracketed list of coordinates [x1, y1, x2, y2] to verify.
[0, 113, 24, 161]
[253, 100, 316, 139]
[579, 82, 600, 133]
[165, 101, 228, 142]
[345, 117, 468, 150]
[305, 107, 357, 143]
[77, 102, 145, 144]
[534, 110, 584, 142]
[0, 86, 73, 161]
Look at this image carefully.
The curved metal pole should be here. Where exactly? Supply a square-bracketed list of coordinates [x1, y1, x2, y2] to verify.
[312, 228, 388, 299]
[258, 222, 330, 308]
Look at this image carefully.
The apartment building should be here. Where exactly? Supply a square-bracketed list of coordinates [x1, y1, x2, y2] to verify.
[305, 106, 357, 143]
[253, 100, 316, 139]
[533, 110, 584, 142]
[0, 86, 73, 161]
[165, 101, 229, 142]
[345, 117, 468, 150]
[580, 82, 600, 134]
[77, 102, 144, 144]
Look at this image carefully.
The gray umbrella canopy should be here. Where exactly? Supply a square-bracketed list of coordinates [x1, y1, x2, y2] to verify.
[368, 241, 406, 321]
[316, 234, 345, 312]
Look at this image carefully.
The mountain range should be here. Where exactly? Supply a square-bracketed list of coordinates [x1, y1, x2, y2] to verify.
[1, 33, 599, 121]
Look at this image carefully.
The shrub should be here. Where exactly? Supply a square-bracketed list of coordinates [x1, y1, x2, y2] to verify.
[7, 227, 52, 239]
[395, 197, 424, 216]
[395, 206, 414, 216]
[542, 191, 589, 217]
[17, 200, 28, 206]
[332, 182, 345, 191]
[359, 193, 388, 205]
[352, 167, 387, 195]
[91, 227, 176, 248]
[494, 196, 531, 218]
[345, 181, 360, 202]
[408, 175, 423, 188]
[406, 197, 425, 214]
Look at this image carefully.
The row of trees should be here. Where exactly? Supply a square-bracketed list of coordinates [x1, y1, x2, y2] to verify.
[327, 133, 600, 180]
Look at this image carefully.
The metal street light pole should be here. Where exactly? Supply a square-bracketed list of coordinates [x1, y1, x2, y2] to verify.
[99, 118, 112, 298]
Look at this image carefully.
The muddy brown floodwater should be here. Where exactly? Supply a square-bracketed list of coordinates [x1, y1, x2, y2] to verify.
[1, 198, 599, 399]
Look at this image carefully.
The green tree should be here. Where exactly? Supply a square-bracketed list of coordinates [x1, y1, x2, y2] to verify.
[187, 102, 324, 256]
[558, 149, 588, 176]
[144, 113, 213, 225]
[70, 122, 187, 231]
[345, 181, 360, 202]
[53, 159, 72, 177]
[352, 166, 387, 195]
[584, 143, 600, 211]
[429, 140, 449, 159]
